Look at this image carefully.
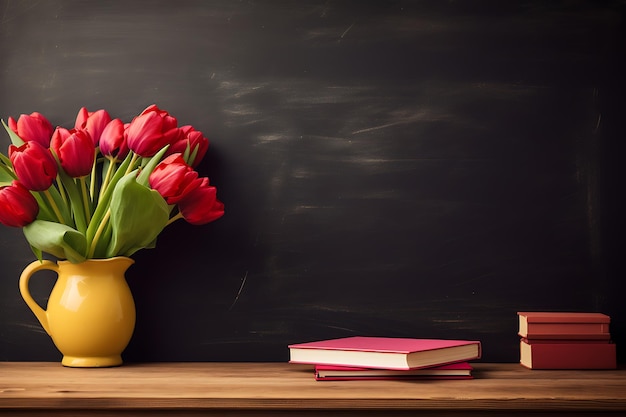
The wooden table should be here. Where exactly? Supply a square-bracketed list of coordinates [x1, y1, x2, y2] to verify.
[1, 362, 625, 416]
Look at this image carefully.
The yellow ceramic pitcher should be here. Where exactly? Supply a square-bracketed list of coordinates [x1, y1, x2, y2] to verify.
[19, 256, 136, 367]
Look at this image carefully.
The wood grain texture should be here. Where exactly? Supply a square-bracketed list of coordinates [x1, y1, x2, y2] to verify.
[1, 362, 626, 416]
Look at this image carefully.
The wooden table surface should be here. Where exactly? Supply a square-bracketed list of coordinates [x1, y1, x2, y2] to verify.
[1, 362, 626, 416]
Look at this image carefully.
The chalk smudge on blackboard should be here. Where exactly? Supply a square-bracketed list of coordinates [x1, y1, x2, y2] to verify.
[229, 270, 249, 310]
[340, 22, 355, 39]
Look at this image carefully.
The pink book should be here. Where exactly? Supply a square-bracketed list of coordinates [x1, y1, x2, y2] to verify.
[314, 362, 474, 381]
[288, 336, 481, 370]
[518, 312, 611, 340]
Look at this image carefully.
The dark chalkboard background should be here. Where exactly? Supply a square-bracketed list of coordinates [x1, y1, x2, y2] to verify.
[1, 0, 625, 363]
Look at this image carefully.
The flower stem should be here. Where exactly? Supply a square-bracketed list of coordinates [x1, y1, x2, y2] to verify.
[166, 212, 184, 226]
[79, 177, 92, 224]
[99, 156, 116, 201]
[125, 152, 140, 176]
[88, 208, 111, 258]
[89, 149, 98, 202]
[56, 174, 69, 206]
[43, 189, 65, 224]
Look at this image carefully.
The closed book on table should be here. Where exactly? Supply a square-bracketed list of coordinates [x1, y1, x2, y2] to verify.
[289, 336, 481, 370]
[314, 362, 474, 381]
[517, 312, 611, 340]
[520, 339, 616, 369]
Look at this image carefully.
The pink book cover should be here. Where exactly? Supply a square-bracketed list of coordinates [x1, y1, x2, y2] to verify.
[289, 337, 480, 353]
[517, 312, 611, 339]
[289, 337, 482, 370]
[314, 362, 474, 381]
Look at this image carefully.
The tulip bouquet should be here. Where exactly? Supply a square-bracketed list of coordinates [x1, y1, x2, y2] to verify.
[0, 105, 224, 263]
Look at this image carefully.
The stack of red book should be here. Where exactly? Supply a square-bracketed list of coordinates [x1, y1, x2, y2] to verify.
[288, 336, 482, 381]
[517, 312, 616, 369]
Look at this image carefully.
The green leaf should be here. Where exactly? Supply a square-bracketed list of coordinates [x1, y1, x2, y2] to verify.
[0, 148, 16, 184]
[43, 186, 73, 226]
[106, 171, 169, 257]
[56, 165, 88, 233]
[31, 193, 57, 222]
[1, 119, 25, 146]
[29, 244, 43, 262]
[0, 152, 13, 167]
[86, 151, 134, 246]
[0, 165, 15, 185]
[23, 220, 87, 263]
[135, 145, 169, 186]
[182, 142, 200, 167]
[188, 146, 200, 167]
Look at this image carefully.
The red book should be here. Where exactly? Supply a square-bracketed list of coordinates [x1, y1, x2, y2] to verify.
[517, 312, 611, 340]
[314, 362, 474, 381]
[520, 339, 616, 369]
[288, 337, 481, 370]
[521, 338, 610, 344]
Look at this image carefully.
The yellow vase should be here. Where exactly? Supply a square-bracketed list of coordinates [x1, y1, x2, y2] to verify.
[19, 256, 136, 367]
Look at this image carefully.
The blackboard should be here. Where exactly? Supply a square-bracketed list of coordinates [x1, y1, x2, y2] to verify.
[1, 0, 624, 363]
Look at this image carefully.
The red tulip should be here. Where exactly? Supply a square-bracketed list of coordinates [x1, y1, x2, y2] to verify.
[0, 180, 39, 227]
[167, 125, 209, 167]
[50, 128, 95, 178]
[74, 107, 90, 129]
[50, 126, 71, 144]
[9, 141, 58, 191]
[177, 177, 224, 225]
[126, 105, 180, 157]
[140, 104, 178, 132]
[99, 119, 129, 159]
[8, 112, 54, 147]
[75, 107, 112, 146]
[125, 112, 170, 157]
[149, 154, 203, 204]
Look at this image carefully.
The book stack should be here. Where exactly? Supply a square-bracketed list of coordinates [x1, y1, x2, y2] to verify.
[517, 311, 617, 369]
[288, 336, 482, 381]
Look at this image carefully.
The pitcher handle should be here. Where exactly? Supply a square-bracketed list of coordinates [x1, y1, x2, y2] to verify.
[18, 260, 58, 336]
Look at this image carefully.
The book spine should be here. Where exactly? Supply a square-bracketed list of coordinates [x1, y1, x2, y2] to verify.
[521, 338, 610, 344]
[522, 322, 610, 338]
